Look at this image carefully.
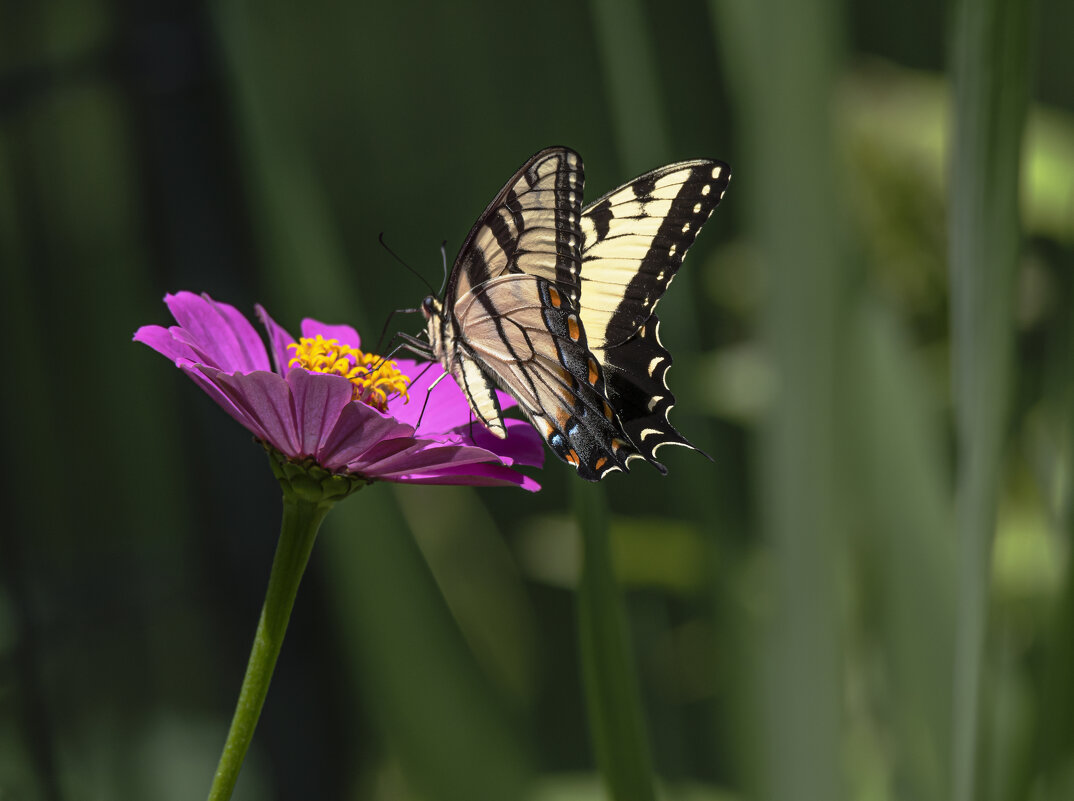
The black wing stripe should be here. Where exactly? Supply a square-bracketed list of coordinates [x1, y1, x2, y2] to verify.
[553, 153, 584, 306]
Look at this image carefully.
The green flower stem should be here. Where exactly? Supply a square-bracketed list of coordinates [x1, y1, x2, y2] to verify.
[574, 481, 657, 801]
[206, 494, 332, 801]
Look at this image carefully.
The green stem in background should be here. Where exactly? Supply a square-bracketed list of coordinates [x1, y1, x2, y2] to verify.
[948, 1, 1032, 800]
[573, 481, 657, 801]
[206, 495, 330, 801]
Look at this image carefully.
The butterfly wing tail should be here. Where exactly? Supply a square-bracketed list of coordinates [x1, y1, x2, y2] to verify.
[600, 315, 700, 472]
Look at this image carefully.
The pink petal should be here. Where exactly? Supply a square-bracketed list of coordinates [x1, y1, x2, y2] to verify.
[178, 361, 270, 439]
[301, 319, 362, 348]
[342, 436, 424, 470]
[256, 305, 298, 375]
[287, 368, 356, 458]
[394, 462, 540, 491]
[164, 292, 271, 373]
[387, 360, 475, 433]
[462, 418, 545, 468]
[195, 367, 302, 457]
[133, 324, 200, 364]
[317, 402, 417, 472]
[366, 442, 517, 478]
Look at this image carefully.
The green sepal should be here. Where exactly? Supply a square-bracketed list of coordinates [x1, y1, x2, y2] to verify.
[262, 444, 371, 504]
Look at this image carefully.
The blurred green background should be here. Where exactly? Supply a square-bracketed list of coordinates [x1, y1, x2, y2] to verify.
[2, 0, 1073, 799]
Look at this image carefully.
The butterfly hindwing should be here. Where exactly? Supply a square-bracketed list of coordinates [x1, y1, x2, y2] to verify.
[601, 320, 691, 470]
[453, 273, 635, 480]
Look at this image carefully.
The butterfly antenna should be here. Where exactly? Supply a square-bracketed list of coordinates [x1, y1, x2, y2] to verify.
[437, 239, 450, 296]
[379, 232, 437, 296]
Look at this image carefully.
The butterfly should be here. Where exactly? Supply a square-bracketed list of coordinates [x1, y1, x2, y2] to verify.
[403, 147, 731, 481]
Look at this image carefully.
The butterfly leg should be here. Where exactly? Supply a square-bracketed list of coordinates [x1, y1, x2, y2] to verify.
[396, 331, 435, 359]
[412, 370, 450, 432]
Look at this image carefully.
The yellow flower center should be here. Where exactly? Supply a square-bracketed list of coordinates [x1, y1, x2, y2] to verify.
[287, 335, 410, 412]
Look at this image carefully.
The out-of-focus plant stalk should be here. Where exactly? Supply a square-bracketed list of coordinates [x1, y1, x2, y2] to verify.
[574, 481, 657, 801]
[948, 1, 1033, 801]
[709, 2, 847, 800]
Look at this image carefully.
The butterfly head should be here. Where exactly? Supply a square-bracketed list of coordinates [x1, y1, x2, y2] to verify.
[420, 295, 440, 320]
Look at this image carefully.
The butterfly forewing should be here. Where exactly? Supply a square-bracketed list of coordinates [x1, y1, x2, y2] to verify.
[450, 147, 584, 306]
[579, 161, 730, 350]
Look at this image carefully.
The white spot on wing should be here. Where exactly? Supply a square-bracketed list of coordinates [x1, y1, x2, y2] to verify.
[651, 439, 694, 458]
[647, 356, 663, 375]
[681, 222, 691, 234]
[647, 395, 664, 412]
[693, 202, 702, 214]
[640, 427, 662, 440]
[711, 166, 722, 179]
[701, 184, 711, 196]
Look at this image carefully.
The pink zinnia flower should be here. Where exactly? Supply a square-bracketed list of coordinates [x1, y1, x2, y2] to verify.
[134, 291, 543, 490]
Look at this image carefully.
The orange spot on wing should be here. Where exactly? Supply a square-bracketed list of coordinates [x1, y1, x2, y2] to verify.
[603, 402, 615, 420]
[567, 315, 580, 341]
[548, 286, 562, 308]
[588, 358, 599, 385]
[594, 456, 608, 471]
[565, 449, 579, 466]
[538, 419, 556, 439]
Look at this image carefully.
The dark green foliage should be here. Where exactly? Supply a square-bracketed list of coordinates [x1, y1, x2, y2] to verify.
[1, 0, 1071, 798]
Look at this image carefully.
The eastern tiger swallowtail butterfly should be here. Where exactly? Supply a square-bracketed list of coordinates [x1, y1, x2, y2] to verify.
[403, 147, 731, 481]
